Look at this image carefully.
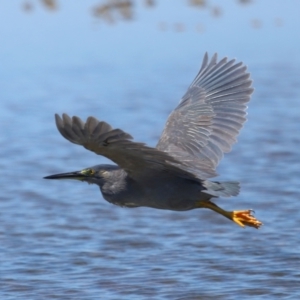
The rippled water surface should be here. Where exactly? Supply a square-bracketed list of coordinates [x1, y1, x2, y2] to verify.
[1, 2, 300, 299]
[1, 60, 300, 299]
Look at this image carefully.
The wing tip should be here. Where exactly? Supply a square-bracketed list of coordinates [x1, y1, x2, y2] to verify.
[53, 113, 134, 146]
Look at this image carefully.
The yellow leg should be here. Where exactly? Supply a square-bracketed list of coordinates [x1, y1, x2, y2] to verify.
[197, 201, 263, 229]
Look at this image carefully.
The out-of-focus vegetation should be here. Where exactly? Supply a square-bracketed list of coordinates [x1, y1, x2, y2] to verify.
[21, 0, 283, 30]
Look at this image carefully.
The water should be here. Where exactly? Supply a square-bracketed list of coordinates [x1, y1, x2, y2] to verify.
[1, 2, 300, 299]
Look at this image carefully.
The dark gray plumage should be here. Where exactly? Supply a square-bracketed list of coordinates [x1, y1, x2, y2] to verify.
[44, 53, 262, 228]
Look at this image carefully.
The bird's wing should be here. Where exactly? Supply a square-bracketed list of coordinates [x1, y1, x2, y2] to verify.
[156, 53, 253, 179]
[55, 114, 199, 181]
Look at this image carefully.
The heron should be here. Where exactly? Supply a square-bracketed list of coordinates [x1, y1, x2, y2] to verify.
[44, 53, 262, 229]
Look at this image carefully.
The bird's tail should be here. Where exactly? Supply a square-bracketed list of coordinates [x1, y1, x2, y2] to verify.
[202, 180, 240, 197]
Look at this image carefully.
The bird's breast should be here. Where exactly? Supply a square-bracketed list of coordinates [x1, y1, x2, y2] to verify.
[101, 177, 204, 211]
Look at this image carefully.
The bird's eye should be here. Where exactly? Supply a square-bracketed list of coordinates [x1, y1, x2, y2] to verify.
[81, 168, 95, 176]
[88, 169, 95, 175]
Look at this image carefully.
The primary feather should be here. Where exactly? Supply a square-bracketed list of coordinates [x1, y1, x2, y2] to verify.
[156, 52, 253, 178]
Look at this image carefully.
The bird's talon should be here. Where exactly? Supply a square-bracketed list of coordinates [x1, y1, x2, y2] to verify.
[231, 210, 262, 229]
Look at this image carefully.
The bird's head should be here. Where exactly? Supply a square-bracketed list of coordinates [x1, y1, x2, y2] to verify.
[44, 164, 119, 186]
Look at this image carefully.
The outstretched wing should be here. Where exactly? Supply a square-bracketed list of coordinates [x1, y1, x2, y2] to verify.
[157, 53, 253, 179]
[55, 114, 199, 181]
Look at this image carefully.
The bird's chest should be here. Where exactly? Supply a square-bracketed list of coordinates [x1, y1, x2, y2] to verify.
[100, 176, 201, 211]
[100, 179, 143, 208]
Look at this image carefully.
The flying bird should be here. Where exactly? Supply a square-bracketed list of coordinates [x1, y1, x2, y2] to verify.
[44, 53, 262, 229]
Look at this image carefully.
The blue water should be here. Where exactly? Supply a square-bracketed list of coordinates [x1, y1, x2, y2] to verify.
[1, 1, 300, 299]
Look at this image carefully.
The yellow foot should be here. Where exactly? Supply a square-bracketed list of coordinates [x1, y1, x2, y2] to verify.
[231, 210, 263, 229]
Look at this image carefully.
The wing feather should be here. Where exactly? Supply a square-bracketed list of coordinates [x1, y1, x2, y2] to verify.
[157, 53, 253, 178]
[55, 114, 199, 181]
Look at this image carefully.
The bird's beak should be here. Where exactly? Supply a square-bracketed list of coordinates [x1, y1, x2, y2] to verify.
[44, 171, 85, 181]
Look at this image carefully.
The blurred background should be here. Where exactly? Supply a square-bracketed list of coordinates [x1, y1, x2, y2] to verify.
[1, 1, 300, 299]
